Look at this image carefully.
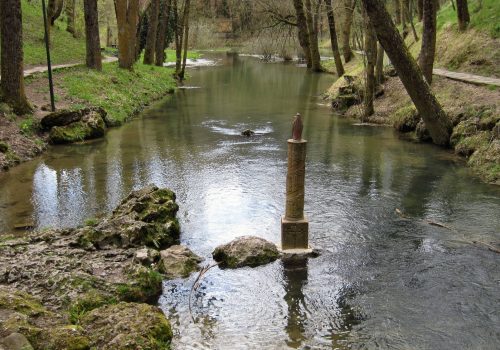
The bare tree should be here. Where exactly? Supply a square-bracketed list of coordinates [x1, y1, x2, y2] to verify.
[84, 0, 102, 70]
[360, 0, 451, 145]
[363, 8, 377, 119]
[342, 0, 355, 62]
[144, 0, 161, 64]
[114, 0, 140, 69]
[1, 0, 31, 114]
[155, 0, 172, 66]
[418, 0, 437, 83]
[456, 0, 470, 31]
[304, 0, 322, 71]
[292, 0, 312, 67]
[324, 0, 344, 76]
[375, 42, 385, 85]
[179, 0, 191, 79]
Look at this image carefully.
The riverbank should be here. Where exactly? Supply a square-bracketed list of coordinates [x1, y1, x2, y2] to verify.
[0, 185, 202, 349]
[0, 62, 177, 172]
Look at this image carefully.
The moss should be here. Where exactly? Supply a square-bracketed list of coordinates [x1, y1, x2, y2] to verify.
[0, 289, 47, 317]
[49, 122, 89, 144]
[468, 139, 500, 183]
[117, 266, 163, 303]
[68, 290, 117, 325]
[392, 105, 419, 132]
[37, 325, 91, 350]
[81, 302, 172, 350]
[0, 141, 9, 153]
[451, 120, 478, 146]
[455, 131, 491, 156]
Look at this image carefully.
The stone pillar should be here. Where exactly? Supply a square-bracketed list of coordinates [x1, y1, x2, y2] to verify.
[281, 138, 309, 251]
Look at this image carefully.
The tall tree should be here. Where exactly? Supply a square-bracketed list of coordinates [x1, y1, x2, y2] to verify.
[324, 0, 344, 76]
[0, 0, 31, 114]
[363, 9, 377, 119]
[393, 0, 401, 25]
[84, 0, 102, 70]
[360, 0, 451, 145]
[178, 0, 191, 79]
[418, 0, 436, 83]
[375, 42, 385, 85]
[173, 0, 183, 74]
[456, 0, 470, 31]
[114, 0, 140, 69]
[144, 0, 161, 64]
[416, 0, 423, 21]
[401, 0, 409, 38]
[65, 0, 77, 37]
[303, 0, 322, 71]
[47, 0, 64, 42]
[292, 0, 312, 68]
[155, 0, 172, 66]
[342, 0, 355, 62]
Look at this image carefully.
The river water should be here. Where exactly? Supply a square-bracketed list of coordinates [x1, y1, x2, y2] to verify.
[0, 55, 499, 349]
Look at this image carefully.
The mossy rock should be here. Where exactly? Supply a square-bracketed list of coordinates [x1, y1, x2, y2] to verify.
[415, 120, 432, 142]
[159, 245, 202, 279]
[49, 111, 106, 144]
[36, 325, 90, 350]
[455, 131, 491, 157]
[392, 105, 419, 133]
[0, 141, 9, 153]
[77, 186, 180, 250]
[468, 139, 500, 183]
[68, 290, 117, 325]
[0, 288, 47, 317]
[80, 302, 172, 350]
[213, 236, 279, 269]
[116, 266, 163, 303]
[451, 120, 477, 147]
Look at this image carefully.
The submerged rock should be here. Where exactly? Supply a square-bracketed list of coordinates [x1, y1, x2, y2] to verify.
[212, 236, 279, 269]
[77, 185, 180, 250]
[159, 245, 203, 279]
[416, 119, 432, 142]
[81, 302, 172, 350]
[241, 129, 255, 137]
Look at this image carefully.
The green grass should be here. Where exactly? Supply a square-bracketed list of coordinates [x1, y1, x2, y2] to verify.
[60, 62, 177, 125]
[20, 0, 87, 66]
[436, 0, 500, 38]
[164, 49, 201, 62]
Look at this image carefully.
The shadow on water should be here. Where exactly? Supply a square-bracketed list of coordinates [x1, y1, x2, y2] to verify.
[0, 54, 499, 349]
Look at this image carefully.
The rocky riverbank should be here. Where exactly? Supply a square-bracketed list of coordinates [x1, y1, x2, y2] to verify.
[0, 185, 202, 350]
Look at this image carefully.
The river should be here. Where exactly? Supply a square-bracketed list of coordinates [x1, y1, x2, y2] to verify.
[0, 54, 499, 349]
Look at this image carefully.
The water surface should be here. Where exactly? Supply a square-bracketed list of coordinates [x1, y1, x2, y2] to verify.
[0, 55, 499, 349]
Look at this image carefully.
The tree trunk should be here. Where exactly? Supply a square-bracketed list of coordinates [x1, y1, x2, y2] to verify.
[155, 0, 172, 66]
[417, 0, 423, 21]
[0, 0, 31, 114]
[114, 0, 140, 69]
[304, 0, 322, 72]
[407, 3, 420, 41]
[173, 0, 183, 74]
[360, 0, 451, 146]
[456, 0, 470, 31]
[375, 42, 385, 85]
[363, 9, 377, 119]
[393, 0, 401, 25]
[401, 0, 409, 38]
[144, 0, 160, 65]
[47, 0, 64, 25]
[292, 0, 312, 68]
[179, 0, 191, 80]
[419, 0, 436, 83]
[342, 0, 355, 62]
[84, 0, 102, 71]
[324, 0, 344, 76]
[65, 0, 76, 37]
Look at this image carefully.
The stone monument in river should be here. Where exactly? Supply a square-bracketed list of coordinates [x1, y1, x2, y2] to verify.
[281, 113, 311, 252]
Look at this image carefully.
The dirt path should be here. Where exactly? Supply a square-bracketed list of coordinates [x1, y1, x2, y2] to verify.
[15, 56, 118, 78]
[433, 68, 500, 87]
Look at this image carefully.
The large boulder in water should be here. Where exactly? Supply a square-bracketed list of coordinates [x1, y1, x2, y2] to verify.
[212, 236, 279, 269]
[159, 245, 203, 279]
[77, 185, 180, 250]
[80, 302, 172, 350]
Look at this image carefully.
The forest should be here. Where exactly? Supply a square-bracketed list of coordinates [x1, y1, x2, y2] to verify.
[0, 0, 499, 349]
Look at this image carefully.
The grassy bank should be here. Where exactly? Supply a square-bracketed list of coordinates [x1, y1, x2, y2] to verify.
[20, 0, 87, 67]
[325, 0, 500, 184]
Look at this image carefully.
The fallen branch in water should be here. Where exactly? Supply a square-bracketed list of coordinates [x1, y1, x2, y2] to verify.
[189, 262, 219, 323]
[394, 208, 499, 254]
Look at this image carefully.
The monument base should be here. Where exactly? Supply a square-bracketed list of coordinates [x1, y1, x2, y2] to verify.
[281, 216, 309, 250]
